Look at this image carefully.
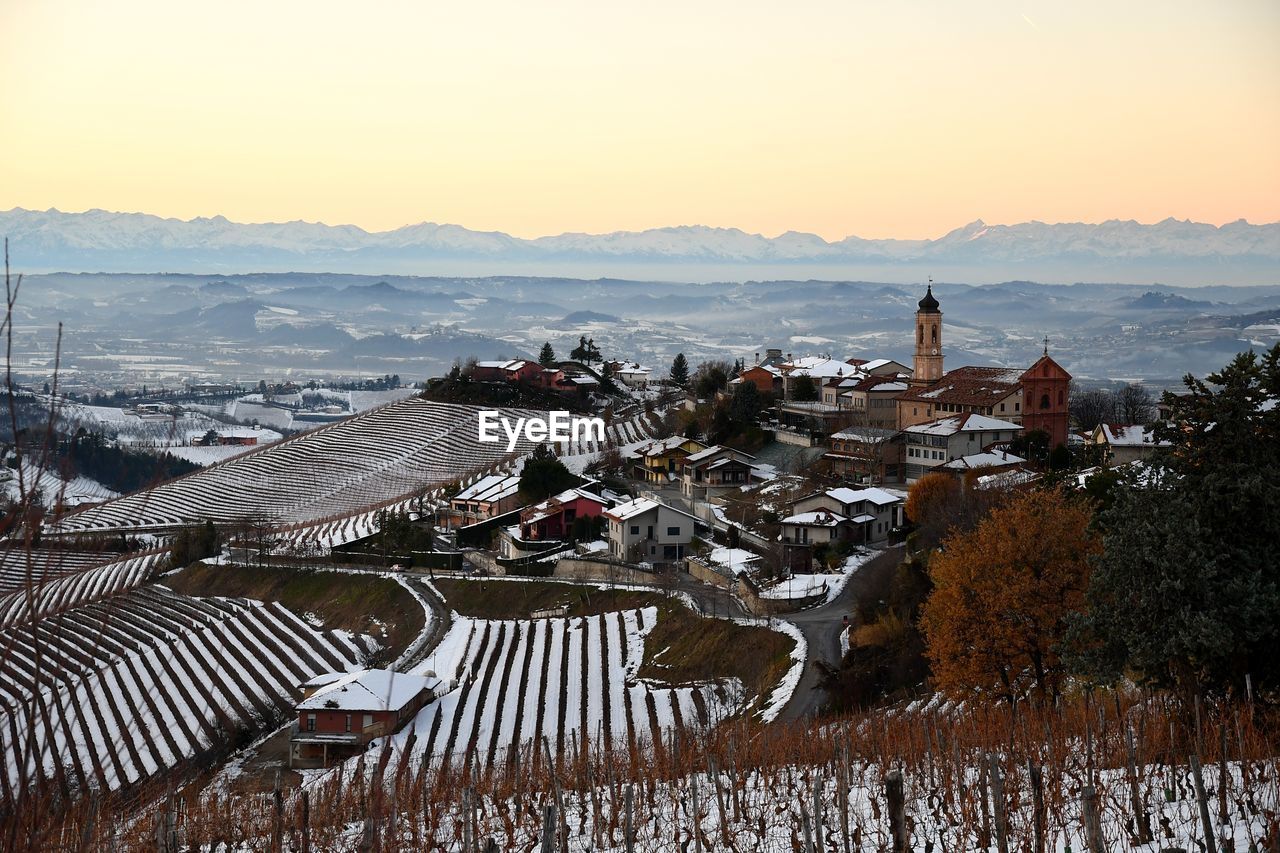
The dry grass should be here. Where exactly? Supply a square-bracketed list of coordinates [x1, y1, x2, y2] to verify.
[165, 561, 424, 662]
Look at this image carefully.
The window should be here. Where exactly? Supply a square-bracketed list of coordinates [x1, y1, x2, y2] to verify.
[1015, 402, 1021, 412]
[1000, 403, 1005, 412]
[630, 525, 639, 535]
[306, 714, 316, 732]
[1059, 389, 1065, 405]
[363, 714, 373, 729]
[666, 526, 680, 536]
[344, 714, 352, 733]
[1040, 393, 1050, 410]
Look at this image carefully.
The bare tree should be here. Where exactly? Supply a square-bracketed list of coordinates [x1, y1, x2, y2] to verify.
[1069, 385, 1115, 432]
[1115, 383, 1154, 425]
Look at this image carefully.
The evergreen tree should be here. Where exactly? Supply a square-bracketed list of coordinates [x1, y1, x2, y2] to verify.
[669, 353, 690, 387]
[538, 342, 556, 367]
[728, 381, 761, 426]
[790, 375, 819, 402]
[1070, 345, 1280, 699]
[518, 444, 578, 502]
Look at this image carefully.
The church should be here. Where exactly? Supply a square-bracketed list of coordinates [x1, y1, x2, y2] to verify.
[895, 285, 1072, 450]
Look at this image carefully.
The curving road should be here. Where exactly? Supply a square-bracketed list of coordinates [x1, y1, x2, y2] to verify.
[775, 544, 905, 723]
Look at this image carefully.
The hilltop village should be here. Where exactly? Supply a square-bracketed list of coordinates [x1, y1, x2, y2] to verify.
[4, 284, 1273, 851]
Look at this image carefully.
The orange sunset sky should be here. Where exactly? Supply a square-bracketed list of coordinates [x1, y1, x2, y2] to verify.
[1, 0, 1277, 240]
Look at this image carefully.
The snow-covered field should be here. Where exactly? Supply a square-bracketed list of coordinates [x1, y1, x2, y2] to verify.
[1, 584, 372, 795]
[314, 606, 743, 785]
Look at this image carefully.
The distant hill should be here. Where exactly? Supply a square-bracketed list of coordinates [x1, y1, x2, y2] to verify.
[4, 207, 1279, 284]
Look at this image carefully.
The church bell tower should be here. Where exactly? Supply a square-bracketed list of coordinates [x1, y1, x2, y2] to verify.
[913, 282, 944, 384]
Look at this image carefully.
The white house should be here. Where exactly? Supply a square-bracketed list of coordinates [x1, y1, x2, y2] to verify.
[902, 413, 1022, 482]
[790, 486, 903, 543]
[605, 497, 700, 563]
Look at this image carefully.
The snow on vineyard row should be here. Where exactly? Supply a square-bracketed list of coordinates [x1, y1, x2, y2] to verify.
[50, 400, 549, 533]
[0, 584, 370, 797]
[51, 401, 660, 538]
[0, 550, 168, 628]
[316, 607, 743, 786]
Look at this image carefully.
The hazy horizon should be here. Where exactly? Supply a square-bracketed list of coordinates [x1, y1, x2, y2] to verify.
[3, 1, 1277, 241]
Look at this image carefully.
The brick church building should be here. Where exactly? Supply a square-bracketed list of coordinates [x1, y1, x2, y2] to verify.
[896, 284, 1072, 449]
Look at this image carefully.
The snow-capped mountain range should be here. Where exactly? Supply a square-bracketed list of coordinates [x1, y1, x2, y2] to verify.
[3, 207, 1278, 283]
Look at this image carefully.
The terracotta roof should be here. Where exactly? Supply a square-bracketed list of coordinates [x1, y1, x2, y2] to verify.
[897, 366, 1024, 407]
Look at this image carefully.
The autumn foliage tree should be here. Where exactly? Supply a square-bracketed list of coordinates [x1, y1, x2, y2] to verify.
[904, 472, 961, 547]
[919, 487, 1099, 702]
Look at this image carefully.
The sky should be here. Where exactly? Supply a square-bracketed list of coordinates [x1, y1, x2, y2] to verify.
[1, 1, 1278, 241]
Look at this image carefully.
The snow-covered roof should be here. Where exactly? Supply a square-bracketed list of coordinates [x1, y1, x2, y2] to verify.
[939, 450, 1027, 471]
[474, 359, 530, 370]
[684, 444, 756, 465]
[784, 357, 862, 379]
[606, 497, 660, 521]
[298, 669, 439, 713]
[825, 486, 901, 506]
[1097, 424, 1167, 447]
[639, 436, 704, 457]
[708, 547, 760, 568]
[781, 510, 848, 526]
[606, 497, 698, 524]
[904, 413, 1022, 437]
[850, 513, 877, 524]
[453, 473, 521, 503]
[523, 488, 608, 523]
[830, 426, 899, 443]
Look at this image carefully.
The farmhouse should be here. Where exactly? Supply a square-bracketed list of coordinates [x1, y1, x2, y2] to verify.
[605, 497, 700, 563]
[290, 669, 443, 768]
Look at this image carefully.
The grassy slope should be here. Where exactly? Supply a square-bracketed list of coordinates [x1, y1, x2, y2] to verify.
[166, 563, 425, 666]
[432, 577, 794, 712]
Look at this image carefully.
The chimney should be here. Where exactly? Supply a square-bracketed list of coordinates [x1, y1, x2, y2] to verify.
[755, 352, 760, 365]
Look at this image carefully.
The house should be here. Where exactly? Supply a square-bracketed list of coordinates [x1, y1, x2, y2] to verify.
[902, 413, 1022, 482]
[680, 445, 757, 499]
[498, 487, 609, 558]
[471, 359, 542, 384]
[840, 376, 911, 431]
[518, 488, 608, 542]
[632, 435, 709, 484]
[605, 497, 700, 563]
[779, 507, 853, 547]
[823, 426, 903, 484]
[1088, 423, 1170, 466]
[896, 366, 1026, 430]
[733, 363, 783, 395]
[938, 449, 1028, 480]
[289, 669, 443, 768]
[448, 473, 523, 525]
[790, 486, 904, 543]
[609, 362, 651, 389]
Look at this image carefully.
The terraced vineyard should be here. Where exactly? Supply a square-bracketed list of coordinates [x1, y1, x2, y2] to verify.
[50, 400, 659, 538]
[366, 607, 742, 778]
[0, 550, 168, 627]
[0, 583, 370, 798]
[50, 400, 547, 533]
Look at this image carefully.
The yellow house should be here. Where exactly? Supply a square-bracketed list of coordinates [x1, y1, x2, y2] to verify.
[635, 436, 708, 484]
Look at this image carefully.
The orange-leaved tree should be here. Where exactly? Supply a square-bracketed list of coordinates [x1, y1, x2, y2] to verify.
[904, 472, 961, 547]
[919, 486, 1099, 702]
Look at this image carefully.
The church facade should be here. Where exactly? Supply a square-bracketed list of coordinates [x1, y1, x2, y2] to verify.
[895, 285, 1072, 450]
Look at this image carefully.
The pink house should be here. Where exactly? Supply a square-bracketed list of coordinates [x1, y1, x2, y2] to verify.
[519, 489, 608, 541]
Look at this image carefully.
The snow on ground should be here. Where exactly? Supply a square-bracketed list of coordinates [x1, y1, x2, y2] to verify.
[747, 618, 805, 724]
[759, 574, 829, 601]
